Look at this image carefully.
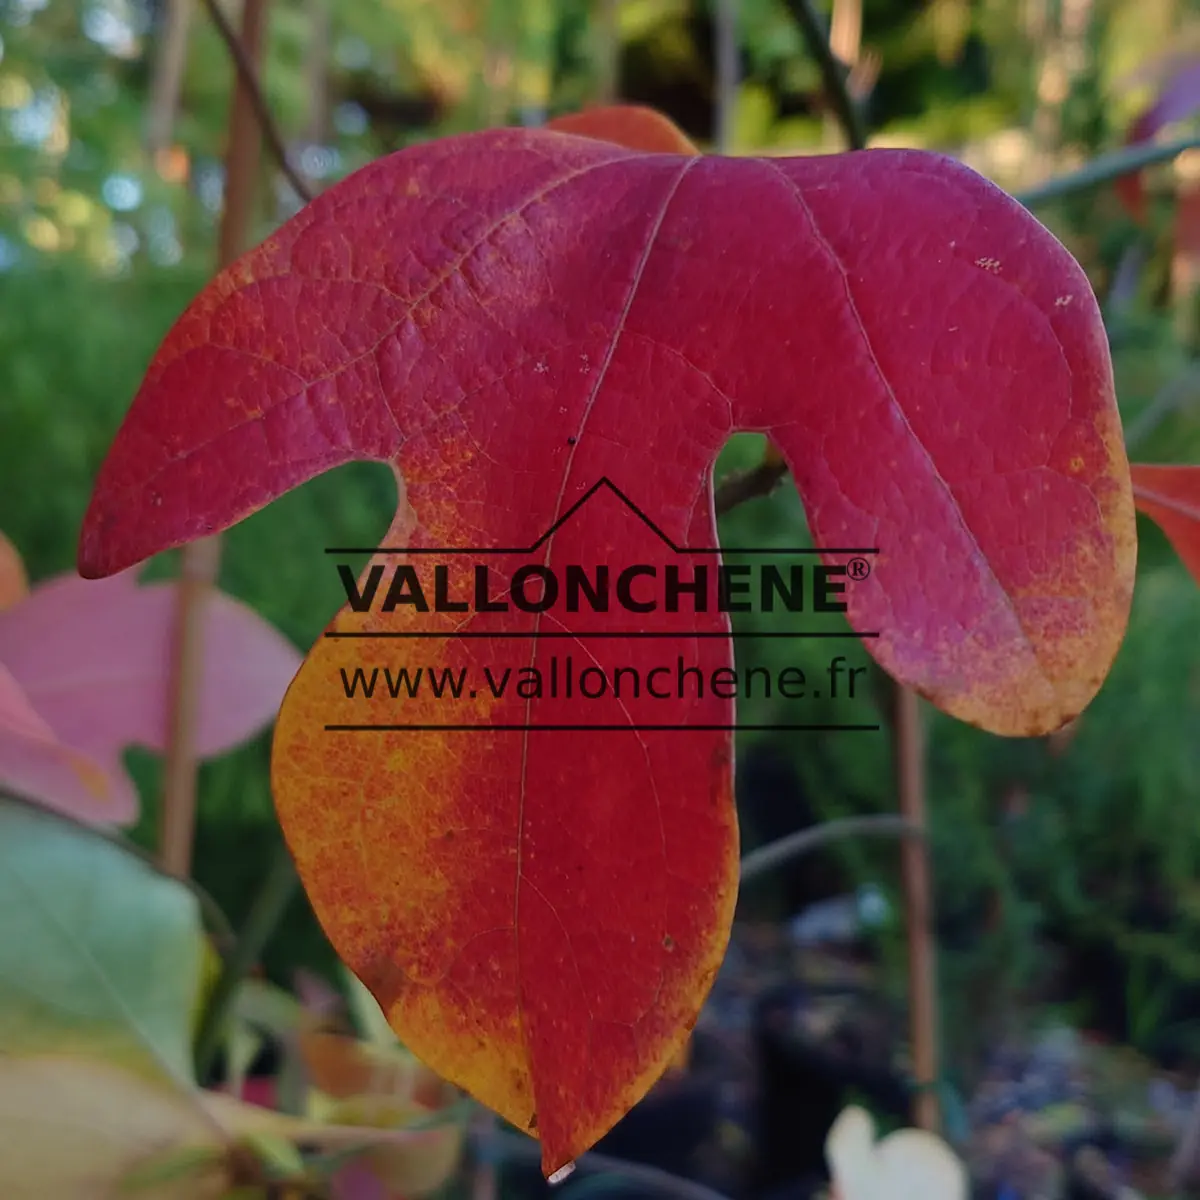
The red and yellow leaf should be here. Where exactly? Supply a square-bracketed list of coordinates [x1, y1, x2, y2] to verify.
[77, 125, 1137, 1172]
[1131, 463, 1200, 583]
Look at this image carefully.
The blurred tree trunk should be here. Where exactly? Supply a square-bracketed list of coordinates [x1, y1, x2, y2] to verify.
[821, 0, 878, 149]
[305, 0, 330, 145]
[480, 0, 515, 127]
[714, 0, 739, 152]
[161, 0, 269, 879]
[146, 0, 193, 159]
[1027, 0, 1094, 179]
[820, 0, 860, 150]
[596, 0, 620, 104]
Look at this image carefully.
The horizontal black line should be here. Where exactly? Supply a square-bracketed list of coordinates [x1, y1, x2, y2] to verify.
[325, 724, 881, 733]
[324, 547, 880, 556]
[323, 630, 880, 640]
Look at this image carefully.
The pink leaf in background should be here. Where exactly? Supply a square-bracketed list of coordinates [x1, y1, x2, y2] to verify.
[1114, 51, 1200, 221]
[331, 1160, 389, 1200]
[1132, 57, 1200, 139]
[0, 569, 301, 825]
[0, 660, 119, 822]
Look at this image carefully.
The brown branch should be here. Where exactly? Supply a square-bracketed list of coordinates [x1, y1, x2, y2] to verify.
[217, 0, 269, 265]
[160, 536, 223, 876]
[483, 1130, 735, 1200]
[740, 814, 922, 883]
[782, 0, 869, 151]
[145, 0, 194, 155]
[198, 0, 313, 204]
[304, 0, 331, 145]
[733, 4, 939, 1142]
[160, 0, 270, 877]
[713, 447, 788, 516]
[895, 688, 939, 1132]
[596, 0, 621, 105]
[713, 0, 740, 153]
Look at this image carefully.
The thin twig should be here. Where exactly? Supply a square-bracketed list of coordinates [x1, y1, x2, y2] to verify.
[713, 0, 868, 498]
[713, 0, 739, 154]
[483, 1130, 735, 1200]
[782, 0, 868, 151]
[1013, 133, 1200, 208]
[194, 842, 298, 1081]
[198, 0, 313, 203]
[160, 533, 223, 876]
[596, 0, 620, 105]
[145, 0, 194, 155]
[160, 0, 270, 879]
[740, 814, 922, 883]
[217, 0, 269, 264]
[303, 0, 330, 145]
[713, 452, 788, 516]
[895, 689, 939, 1132]
[783, 3, 938, 1136]
[1123, 364, 1200, 452]
[471, 1110, 500, 1200]
[1169, 1079, 1200, 1191]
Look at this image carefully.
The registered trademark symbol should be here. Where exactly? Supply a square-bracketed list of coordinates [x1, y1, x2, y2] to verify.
[847, 556, 871, 581]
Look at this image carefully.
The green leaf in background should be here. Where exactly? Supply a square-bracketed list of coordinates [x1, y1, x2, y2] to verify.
[0, 793, 229, 1197]
[0, 793, 206, 1078]
[0, 794, 470, 1196]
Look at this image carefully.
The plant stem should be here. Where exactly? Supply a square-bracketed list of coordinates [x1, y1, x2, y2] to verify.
[713, 0, 739, 154]
[216, 0, 268, 266]
[160, 0, 270, 880]
[895, 688, 939, 1132]
[712, 0, 868, 500]
[1013, 133, 1200, 207]
[145, 0, 194, 155]
[185, 2, 305, 1084]
[484, 1130, 735, 1200]
[596, 0, 621, 105]
[781, 0, 868, 151]
[740, 814, 922, 883]
[159, 534, 221, 876]
[782, 2, 943, 1134]
[199, 0, 313, 203]
[194, 842, 298, 1082]
[713, 451, 788, 515]
[1123, 364, 1200, 452]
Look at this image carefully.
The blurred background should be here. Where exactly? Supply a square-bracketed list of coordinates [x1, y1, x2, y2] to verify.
[4, 1, 1200, 1198]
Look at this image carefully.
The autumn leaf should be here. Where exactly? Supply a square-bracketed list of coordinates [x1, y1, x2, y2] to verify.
[220, 969, 466, 1197]
[299, 970, 451, 1108]
[0, 568, 301, 824]
[77, 124, 1136, 1171]
[1131, 463, 1200, 584]
[0, 660, 119, 825]
[296, 970, 466, 1196]
[545, 104, 700, 154]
